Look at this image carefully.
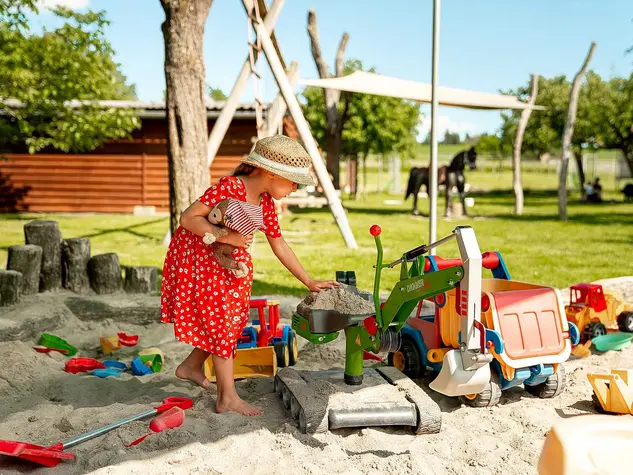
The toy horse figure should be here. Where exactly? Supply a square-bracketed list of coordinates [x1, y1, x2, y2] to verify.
[404, 146, 477, 217]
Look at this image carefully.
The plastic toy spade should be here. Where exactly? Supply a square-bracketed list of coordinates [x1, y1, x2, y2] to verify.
[0, 397, 193, 467]
[125, 407, 185, 447]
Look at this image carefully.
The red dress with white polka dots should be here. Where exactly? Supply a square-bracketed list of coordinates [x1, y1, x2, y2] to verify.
[160, 175, 282, 358]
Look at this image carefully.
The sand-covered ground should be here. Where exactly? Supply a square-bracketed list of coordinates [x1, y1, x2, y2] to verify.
[0, 278, 632, 475]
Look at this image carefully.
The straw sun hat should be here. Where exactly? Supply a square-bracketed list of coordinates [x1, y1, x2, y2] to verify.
[240, 135, 316, 186]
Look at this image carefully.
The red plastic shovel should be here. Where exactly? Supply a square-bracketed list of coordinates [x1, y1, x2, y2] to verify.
[125, 406, 186, 447]
[0, 397, 193, 467]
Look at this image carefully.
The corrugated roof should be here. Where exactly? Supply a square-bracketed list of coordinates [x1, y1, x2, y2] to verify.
[0, 98, 267, 118]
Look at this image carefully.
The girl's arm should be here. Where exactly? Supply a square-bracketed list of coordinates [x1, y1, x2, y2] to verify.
[266, 235, 339, 292]
[180, 201, 252, 248]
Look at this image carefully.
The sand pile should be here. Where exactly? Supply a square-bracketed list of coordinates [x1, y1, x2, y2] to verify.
[0, 279, 632, 475]
[295, 284, 375, 318]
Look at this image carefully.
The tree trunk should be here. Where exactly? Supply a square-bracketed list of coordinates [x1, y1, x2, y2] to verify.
[160, 0, 214, 235]
[307, 9, 349, 190]
[512, 75, 539, 215]
[560, 42, 596, 221]
[572, 146, 586, 194]
[23, 219, 62, 292]
[62, 238, 91, 294]
[7, 245, 42, 295]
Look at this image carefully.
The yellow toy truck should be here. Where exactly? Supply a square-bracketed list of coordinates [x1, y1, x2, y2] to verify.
[565, 283, 633, 341]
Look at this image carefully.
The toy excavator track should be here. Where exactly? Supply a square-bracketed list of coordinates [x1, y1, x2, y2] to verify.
[274, 366, 441, 435]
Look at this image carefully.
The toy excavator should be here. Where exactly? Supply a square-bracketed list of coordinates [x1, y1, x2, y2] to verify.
[275, 225, 494, 434]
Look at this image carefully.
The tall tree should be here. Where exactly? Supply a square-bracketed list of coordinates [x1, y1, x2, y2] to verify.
[476, 133, 511, 161]
[559, 42, 596, 221]
[160, 0, 214, 235]
[580, 71, 633, 176]
[0, 3, 139, 153]
[306, 9, 349, 189]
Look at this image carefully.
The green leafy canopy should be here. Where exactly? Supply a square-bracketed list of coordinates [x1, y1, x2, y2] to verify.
[0, 2, 139, 153]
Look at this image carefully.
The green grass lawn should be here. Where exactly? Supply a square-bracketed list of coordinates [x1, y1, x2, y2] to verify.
[2, 165, 632, 298]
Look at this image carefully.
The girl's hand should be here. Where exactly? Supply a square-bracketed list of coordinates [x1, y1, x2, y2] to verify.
[306, 279, 341, 293]
[222, 231, 254, 248]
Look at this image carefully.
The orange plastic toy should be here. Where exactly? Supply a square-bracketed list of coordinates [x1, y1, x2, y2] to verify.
[587, 369, 633, 415]
[565, 283, 633, 341]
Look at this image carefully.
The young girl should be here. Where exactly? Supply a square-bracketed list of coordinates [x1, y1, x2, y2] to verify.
[160, 134, 339, 416]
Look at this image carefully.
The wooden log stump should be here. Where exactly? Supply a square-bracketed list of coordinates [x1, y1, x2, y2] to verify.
[62, 238, 91, 294]
[88, 253, 122, 295]
[7, 245, 42, 295]
[124, 266, 158, 294]
[24, 220, 62, 292]
[0, 270, 22, 306]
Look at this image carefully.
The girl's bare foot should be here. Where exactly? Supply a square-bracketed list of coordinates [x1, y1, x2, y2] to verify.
[175, 363, 211, 390]
[216, 394, 263, 416]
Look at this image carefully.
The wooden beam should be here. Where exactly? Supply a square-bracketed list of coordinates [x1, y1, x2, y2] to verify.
[254, 20, 358, 249]
[559, 42, 596, 221]
[257, 0, 286, 71]
[513, 74, 539, 216]
[207, 0, 286, 167]
[265, 61, 298, 136]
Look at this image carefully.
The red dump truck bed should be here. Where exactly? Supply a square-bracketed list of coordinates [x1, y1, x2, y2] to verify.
[489, 287, 567, 362]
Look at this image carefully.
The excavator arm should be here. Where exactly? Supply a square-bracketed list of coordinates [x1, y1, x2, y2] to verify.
[370, 225, 492, 395]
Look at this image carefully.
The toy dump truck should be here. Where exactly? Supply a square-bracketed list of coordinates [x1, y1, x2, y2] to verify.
[388, 249, 580, 407]
[565, 283, 633, 340]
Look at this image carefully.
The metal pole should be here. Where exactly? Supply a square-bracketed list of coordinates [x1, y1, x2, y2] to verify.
[207, 0, 286, 167]
[254, 21, 358, 249]
[429, 0, 441, 255]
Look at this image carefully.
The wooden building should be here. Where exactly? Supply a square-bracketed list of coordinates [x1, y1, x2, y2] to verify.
[0, 100, 296, 214]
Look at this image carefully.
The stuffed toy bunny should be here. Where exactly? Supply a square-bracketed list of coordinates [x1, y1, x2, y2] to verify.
[202, 198, 264, 278]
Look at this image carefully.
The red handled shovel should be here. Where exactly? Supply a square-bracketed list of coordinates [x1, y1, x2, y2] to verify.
[0, 397, 193, 467]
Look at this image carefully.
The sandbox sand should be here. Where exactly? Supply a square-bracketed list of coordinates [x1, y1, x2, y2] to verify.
[296, 284, 375, 319]
[1, 280, 632, 475]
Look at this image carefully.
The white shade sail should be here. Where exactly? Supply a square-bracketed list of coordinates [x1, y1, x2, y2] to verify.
[299, 70, 544, 111]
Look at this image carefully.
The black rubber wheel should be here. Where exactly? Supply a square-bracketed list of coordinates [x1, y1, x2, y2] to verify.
[274, 341, 289, 368]
[387, 335, 424, 379]
[459, 372, 501, 408]
[287, 330, 298, 366]
[583, 322, 607, 340]
[617, 311, 633, 333]
[524, 364, 566, 399]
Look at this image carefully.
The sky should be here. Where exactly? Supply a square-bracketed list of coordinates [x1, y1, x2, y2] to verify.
[33, 0, 633, 141]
